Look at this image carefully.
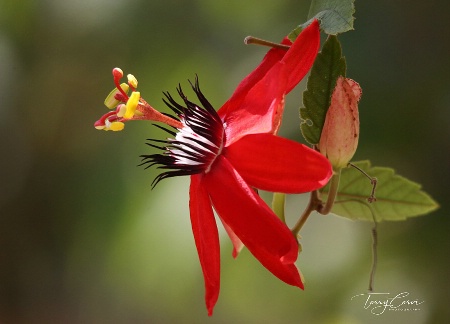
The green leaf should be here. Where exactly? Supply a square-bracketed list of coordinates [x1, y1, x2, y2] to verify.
[308, 0, 355, 34]
[300, 35, 346, 145]
[288, 0, 355, 40]
[321, 161, 440, 221]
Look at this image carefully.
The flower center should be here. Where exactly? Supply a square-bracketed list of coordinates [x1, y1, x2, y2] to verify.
[140, 77, 224, 187]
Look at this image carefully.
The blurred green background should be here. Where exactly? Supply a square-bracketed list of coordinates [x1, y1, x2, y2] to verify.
[1, 0, 448, 323]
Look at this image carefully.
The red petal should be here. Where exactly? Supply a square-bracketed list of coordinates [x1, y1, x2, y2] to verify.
[282, 19, 320, 93]
[218, 38, 292, 120]
[221, 64, 287, 146]
[204, 156, 303, 288]
[218, 20, 321, 145]
[220, 219, 244, 258]
[224, 133, 332, 193]
[189, 174, 220, 316]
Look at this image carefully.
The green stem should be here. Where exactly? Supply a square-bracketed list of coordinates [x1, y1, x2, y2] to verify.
[291, 170, 341, 238]
[318, 170, 341, 215]
[368, 222, 378, 292]
[272, 192, 286, 223]
[291, 190, 320, 237]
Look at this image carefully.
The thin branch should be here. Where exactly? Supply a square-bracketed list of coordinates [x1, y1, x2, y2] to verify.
[348, 162, 378, 203]
[291, 190, 321, 239]
[244, 36, 290, 50]
[333, 198, 378, 291]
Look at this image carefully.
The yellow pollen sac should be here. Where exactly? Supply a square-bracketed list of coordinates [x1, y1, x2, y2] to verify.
[104, 83, 130, 109]
[127, 74, 138, 89]
[123, 91, 140, 119]
[109, 121, 125, 131]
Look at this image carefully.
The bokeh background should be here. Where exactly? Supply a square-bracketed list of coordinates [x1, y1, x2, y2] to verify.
[1, 0, 449, 323]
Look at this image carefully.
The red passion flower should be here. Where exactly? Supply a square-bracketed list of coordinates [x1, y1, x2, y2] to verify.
[94, 20, 331, 315]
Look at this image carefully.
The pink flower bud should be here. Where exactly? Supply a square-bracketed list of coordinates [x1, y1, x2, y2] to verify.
[319, 76, 362, 170]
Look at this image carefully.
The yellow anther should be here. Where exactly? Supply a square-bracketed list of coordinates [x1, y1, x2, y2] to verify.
[127, 74, 138, 89]
[95, 125, 106, 130]
[109, 121, 125, 131]
[123, 91, 140, 119]
[104, 83, 130, 109]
